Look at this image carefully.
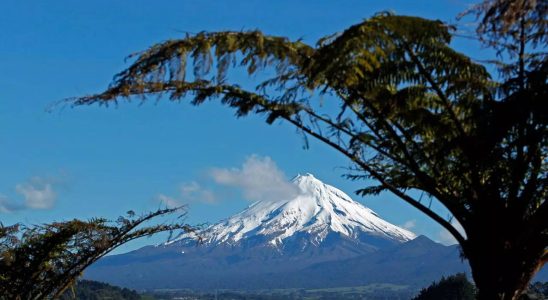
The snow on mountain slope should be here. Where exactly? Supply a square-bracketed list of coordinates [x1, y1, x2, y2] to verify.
[169, 173, 416, 247]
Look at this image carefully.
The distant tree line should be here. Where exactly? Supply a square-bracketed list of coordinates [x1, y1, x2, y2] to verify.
[59, 280, 141, 300]
[54, 277, 548, 300]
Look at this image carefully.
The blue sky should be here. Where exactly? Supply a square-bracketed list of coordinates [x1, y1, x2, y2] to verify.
[1, 0, 482, 253]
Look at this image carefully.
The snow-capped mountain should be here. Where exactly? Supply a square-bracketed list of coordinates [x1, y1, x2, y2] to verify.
[86, 174, 476, 291]
[169, 173, 415, 248]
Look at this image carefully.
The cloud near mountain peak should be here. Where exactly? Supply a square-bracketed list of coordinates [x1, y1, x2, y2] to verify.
[210, 155, 301, 202]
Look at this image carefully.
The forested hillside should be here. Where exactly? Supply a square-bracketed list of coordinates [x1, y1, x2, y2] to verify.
[59, 280, 141, 300]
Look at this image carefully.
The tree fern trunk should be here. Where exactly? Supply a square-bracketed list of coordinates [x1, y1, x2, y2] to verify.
[467, 224, 543, 300]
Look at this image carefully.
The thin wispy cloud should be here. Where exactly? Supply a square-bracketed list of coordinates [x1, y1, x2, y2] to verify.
[156, 194, 182, 209]
[156, 181, 216, 208]
[179, 181, 216, 204]
[15, 177, 57, 210]
[210, 155, 300, 202]
[401, 219, 417, 231]
[0, 176, 61, 213]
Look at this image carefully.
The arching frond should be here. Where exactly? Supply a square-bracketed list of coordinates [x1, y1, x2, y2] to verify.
[0, 207, 192, 299]
[74, 31, 314, 107]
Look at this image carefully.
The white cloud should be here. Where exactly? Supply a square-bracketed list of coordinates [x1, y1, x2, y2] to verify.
[180, 181, 201, 194]
[15, 177, 57, 210]
[401, 219, 416, 230]
[156, 181, 216, 208]
[209, 155, 300, 202]
[179, 181, 216, 204]
[156, 194, 182, 209]
[438, 218, 466, 246]
[155, 155, 297, 206]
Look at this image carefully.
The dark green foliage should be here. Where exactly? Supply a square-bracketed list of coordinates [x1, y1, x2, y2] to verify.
[462, 0, 546, 75]
[59, 280, 140, 300]
[412, 273, 476, 300]
[71, 3, 547, 300]
[0, 207, 191, 300]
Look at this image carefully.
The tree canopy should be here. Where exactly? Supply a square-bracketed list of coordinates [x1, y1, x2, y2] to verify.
[59, 280, 141, 300]
[0, 207, 191, 299]
[70, 2, 547, 299]
[412, 273, 476, 300]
